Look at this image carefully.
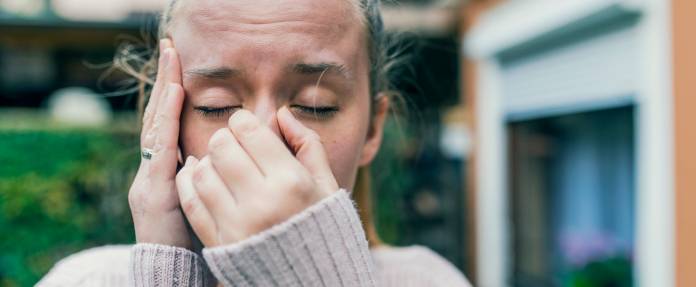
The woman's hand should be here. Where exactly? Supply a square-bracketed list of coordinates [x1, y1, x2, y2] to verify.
[128, 39, 193, 249]
[175, 107, 340, 246]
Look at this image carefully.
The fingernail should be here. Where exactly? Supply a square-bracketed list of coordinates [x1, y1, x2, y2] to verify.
[185, 156, 194, 166]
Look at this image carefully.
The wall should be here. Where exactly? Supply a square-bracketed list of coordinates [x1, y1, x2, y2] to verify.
[673, 0, 696, 285]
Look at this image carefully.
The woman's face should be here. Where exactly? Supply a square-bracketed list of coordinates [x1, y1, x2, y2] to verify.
[170, 0, 386, 191]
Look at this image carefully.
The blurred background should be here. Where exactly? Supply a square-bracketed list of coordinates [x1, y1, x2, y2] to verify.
[1, 0, 695, 286]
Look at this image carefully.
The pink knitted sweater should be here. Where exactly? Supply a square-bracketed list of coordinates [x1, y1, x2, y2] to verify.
[37, 191, 471, 286]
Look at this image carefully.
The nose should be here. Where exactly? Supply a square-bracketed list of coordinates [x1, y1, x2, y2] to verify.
[249, 96, 281, 138]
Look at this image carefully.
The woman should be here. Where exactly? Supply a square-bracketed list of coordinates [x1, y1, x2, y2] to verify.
[39, 0, 471, 286]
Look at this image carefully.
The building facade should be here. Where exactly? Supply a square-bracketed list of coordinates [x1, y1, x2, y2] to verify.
[462, 0, 695, 286]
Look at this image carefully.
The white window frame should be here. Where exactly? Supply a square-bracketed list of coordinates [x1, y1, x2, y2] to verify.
[464, 0, 674, 286]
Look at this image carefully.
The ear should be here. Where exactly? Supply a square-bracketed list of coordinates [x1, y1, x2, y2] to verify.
[359, 93, 390, 166]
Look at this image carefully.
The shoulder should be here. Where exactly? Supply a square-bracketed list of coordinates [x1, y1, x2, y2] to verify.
[37, 245, 132, 287]
[370, 245, 472, 287]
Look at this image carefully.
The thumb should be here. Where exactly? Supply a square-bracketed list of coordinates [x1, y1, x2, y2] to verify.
[277, 106, 339, 193]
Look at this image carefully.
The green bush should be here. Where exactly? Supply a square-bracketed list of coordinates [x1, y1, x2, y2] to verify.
[0, 127, 139, 286]
[0, 112, 414, 286]
[566, 255, 633, 287]
[370, 118, 414, 244]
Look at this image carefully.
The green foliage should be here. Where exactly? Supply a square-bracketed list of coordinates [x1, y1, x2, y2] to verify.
[566, 256, 633, 287]
[0, 111, 416, 285]
[370, 117, 415, 244]
[0, 127, 139, 286]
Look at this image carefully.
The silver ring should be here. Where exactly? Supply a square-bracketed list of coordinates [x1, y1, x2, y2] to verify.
[141, 148, 154, 160]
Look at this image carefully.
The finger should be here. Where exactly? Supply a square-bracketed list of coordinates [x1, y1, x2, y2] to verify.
[177, 147, 184, 166]
[150, 39, 175, 102]
[176, 156, 218, 247]
[227, 109, 301, 176]
[208, 128, 264, 193]
[142, 44, 179, 149]
[192, 156, 238, 224]
[277, 106, 339, 193]
[149, 83, 185, 180]
[145, 41, 181, 135]
[141, 39, 174, 145]
[160, 45, 183, 89]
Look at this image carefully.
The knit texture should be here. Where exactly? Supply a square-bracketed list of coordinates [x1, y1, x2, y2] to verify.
[203, 190, 376, 287]
[36, 245, 131, 287]
[131, 243, 214, 287]
[371, 245, 472, 287]
[39, 191, 472, 287]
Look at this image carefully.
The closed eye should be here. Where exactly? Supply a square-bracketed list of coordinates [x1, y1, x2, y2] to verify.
[290, 105, 339, 120]
[194, 106, 241, 118]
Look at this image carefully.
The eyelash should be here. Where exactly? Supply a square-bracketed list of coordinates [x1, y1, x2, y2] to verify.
[194, 106, 241, 118]
[194, 105, 339, 119]
[290, 105, 339, 120]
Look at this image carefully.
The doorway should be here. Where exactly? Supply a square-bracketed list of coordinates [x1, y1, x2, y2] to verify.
[508, 107, 635, 287]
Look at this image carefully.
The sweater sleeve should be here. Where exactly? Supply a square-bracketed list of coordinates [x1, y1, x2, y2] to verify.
[202, 190, 377, 287]
[130, 243, 215, 287]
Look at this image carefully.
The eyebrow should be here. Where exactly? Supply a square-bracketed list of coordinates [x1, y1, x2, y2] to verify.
[183, 62, 352, 81]
[184, 67, 242, 80]
[291, 62, 351, 80]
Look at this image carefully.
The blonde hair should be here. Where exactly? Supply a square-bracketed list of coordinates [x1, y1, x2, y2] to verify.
[115, 0, 406, 247]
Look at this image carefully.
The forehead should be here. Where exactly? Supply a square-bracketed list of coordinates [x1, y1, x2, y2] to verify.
[169, 0, 367, 78]
[171, 0, 361, 45]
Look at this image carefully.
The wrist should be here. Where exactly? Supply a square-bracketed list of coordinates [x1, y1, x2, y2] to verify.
[134, 208, 193, 249]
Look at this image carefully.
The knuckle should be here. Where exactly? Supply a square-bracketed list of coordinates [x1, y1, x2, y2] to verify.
[141, 131, 156, 146]
[246, 200, 277, 227]
[277, 172, 298, 187]
[199, 156, 214, 170]
[180, 195, 199, 216]
[127, 189, 141, 207]
[191, 160, 213, 189]
[305, 129, 321, 142]
[192, 163, 206, 183]
[280, 172, 313, 193]
[303, 131, 323, 149]
[128, 184, 149, 210]
[154, 111, 169, 125]
[196, 186, 216, 204]
[229, 111, 260, 139]
[154, 133, 177, 150]
[296, 186, 315, 201]
[208, 128, 231, 151]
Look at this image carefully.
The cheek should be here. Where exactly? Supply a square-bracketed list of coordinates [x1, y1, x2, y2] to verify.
[309, 93, 371, 190]
[310, 114, 370, 190]
[324, 136, 362, 189]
